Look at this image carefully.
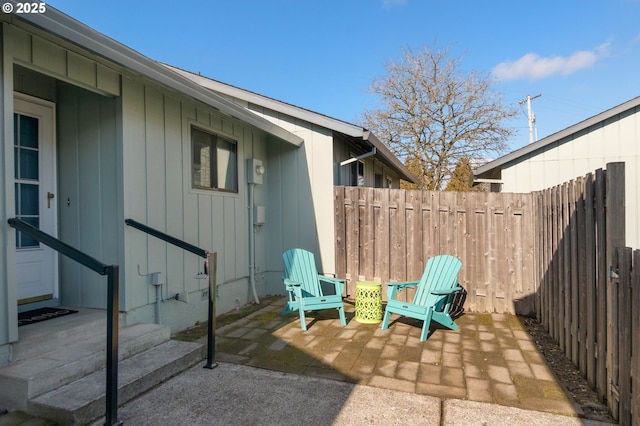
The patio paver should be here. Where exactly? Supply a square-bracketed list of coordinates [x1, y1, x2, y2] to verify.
[209, 297, 613, 423]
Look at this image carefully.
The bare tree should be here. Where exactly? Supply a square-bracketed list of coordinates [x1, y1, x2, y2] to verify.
[361, 46, 517, 190]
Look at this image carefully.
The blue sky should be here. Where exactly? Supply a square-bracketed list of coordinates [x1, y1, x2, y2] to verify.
[48, 0, 640, 152]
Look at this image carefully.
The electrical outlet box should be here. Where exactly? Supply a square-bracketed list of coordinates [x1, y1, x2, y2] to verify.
[254, 205, 266, 225]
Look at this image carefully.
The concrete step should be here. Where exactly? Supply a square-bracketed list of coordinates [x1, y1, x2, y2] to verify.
[0, 320, 170, 411]
[28, 340, 204, 426]
[12, 309, 106, 362]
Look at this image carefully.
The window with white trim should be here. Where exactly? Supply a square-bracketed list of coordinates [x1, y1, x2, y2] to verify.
[191, 126, 237, 192]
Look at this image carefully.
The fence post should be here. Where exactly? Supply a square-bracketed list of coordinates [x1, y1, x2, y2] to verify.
[605, 162, 625, 415]
[204, 252, 218, 369]
[105, 265, 122, 426]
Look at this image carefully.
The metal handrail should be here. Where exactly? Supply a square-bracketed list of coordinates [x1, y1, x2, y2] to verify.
[7, 218, 122, 426]
[124, 218, 217, 369]
[124, 219, 207, 258]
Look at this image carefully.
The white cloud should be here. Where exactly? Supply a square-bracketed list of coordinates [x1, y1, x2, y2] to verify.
[493, 43, 610, 81]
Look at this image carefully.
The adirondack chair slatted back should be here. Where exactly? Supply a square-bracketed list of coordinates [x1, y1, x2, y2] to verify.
[413, 255, 462, 306]
[283, 249, 323, 298]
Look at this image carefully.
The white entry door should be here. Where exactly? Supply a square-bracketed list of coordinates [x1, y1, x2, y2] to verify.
[14, 94, 58, 304]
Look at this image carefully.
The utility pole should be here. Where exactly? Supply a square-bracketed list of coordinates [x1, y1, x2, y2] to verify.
[519, 94, 541, 144]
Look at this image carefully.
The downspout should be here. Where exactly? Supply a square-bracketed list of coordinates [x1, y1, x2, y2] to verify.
[339, 147, 377, 166]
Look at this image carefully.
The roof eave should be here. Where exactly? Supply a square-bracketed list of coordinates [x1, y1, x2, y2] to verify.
[7, 5, 303, 147]
[166, 65, 418, 184]
[474, 95, 640, 177]
[362, 131, 419, 184]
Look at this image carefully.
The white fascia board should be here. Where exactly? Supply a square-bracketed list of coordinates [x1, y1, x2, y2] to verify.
[475, 96, 640, 176]
[7, 4, 303, 147]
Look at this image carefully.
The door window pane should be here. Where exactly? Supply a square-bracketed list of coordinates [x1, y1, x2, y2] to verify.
[19, 183, 39, 215]
[19, 148, 39, 180]
[14, 183, 40, 248]
[16, 217, 39, 248]
[19, 115, 38, 148]
[14, 113, 41, 249]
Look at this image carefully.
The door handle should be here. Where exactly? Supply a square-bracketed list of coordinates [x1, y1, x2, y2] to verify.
[47, 192, 55, 208]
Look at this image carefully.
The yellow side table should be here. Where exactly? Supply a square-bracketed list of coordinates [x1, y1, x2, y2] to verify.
[355, 281, 382, 324]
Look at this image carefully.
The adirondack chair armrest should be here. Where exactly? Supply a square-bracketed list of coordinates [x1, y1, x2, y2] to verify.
[386, 281, 419, 289]
[318, 276, 346, 293]
[385, 280, 419, 299]
[283, 277, 302, 289]
[430, 286, 463, 295]
[318, 276, 345, 284]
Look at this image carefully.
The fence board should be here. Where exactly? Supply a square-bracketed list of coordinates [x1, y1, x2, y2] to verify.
[584, 173, 596, 388]
[374, 187, 389, 284]
[594, 168, 607, 401]
[335, 187, 346, 292]
[632, 250, 640, 424]
[575, 176, 587, 376]
[359, 187, 375, 282]
[569, 181, 579, 365]
[406, 190, 424, 281]
[616, 247, 632, 425]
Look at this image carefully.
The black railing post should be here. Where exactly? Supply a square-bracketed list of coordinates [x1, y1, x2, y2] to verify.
[125, 219, 218, 370]
[105, 265, 122, 426]
[204, 252, 218, 369]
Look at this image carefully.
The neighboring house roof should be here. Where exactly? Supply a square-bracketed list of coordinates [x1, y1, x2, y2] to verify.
[474, 96, 640, 180]
[164, 64, 419, 184]
[4, 4, 303, 147]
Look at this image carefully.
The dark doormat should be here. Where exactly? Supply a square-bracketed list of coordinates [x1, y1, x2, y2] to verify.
[18, 307, 78, 327]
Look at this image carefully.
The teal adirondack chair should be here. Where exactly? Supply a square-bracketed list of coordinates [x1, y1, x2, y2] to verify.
[281, 248, 347, 330]
[381, 255, 463, 342]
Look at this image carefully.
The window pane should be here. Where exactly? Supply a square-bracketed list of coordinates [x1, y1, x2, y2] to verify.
[217, 139, 237, 191]
[19, 115, 39, 148]
[14, 147, 19, 179]
[19, 183, 39, 216]
[19, 148, 39, 180]
[192, 128, 213, 188]
[191, 127, 237, 192]
[17, 217, 39, 248]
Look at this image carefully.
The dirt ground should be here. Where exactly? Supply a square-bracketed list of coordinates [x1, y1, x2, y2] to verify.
[521, 317, 615, 423]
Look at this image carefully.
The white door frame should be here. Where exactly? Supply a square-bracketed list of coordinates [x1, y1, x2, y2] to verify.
[13, 92, 58, 304]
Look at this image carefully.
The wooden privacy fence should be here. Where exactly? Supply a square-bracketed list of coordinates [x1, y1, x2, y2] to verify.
[334, 186, 537, 315]
[534, 162, 638, 425]
[335, 162, 638, 424]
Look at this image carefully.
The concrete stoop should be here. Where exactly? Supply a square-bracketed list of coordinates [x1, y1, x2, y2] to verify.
[29, 339, 204, 425]
[0, 309, 204, 425]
